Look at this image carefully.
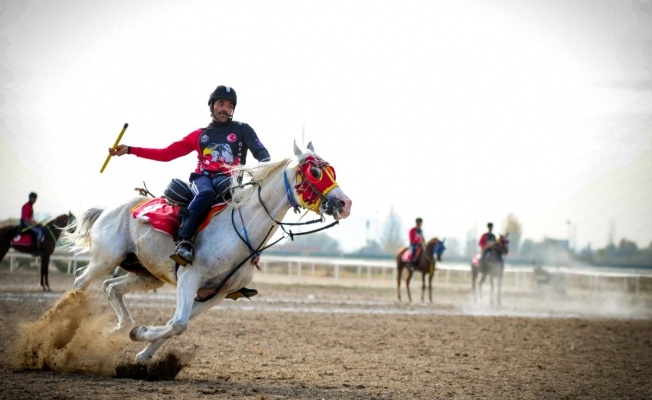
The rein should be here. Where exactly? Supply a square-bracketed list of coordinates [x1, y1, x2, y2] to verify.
[194, 165, 339, 303]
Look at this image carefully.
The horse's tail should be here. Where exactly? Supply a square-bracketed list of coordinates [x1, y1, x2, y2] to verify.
[60, 207, 105, 253]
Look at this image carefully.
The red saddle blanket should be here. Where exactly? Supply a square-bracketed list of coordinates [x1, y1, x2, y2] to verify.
[401, 247, 422, 263]
[10, 233, 32, 247]
[130, 197, 227, 237]
[471, 253, 481, 269]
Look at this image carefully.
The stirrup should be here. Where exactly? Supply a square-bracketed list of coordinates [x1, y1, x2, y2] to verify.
[169, 240, 195, 266]
[226, 287, 259, 301]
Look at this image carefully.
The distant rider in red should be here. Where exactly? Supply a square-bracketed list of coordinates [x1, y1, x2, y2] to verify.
[408, 217, 425, 270]
[20, 192, 43, 254]
[478, 222, 496, 264]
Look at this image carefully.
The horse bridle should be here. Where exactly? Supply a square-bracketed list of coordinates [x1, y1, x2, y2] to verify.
[195, 156, 340, 303]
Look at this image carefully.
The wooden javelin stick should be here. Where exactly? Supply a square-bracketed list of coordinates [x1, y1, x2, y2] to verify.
[100, 123, 129, 173]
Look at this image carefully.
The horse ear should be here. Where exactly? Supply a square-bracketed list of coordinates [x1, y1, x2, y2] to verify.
[293, 140, 302, 155]
[307, 141, 314, 152]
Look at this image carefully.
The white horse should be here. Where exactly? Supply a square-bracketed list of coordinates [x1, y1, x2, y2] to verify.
[62, 142, 352, 364]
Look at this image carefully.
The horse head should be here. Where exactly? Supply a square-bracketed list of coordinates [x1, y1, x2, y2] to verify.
[427, 237, 446, 262]
[498, 233, 509, 255]
[290, 141, 352, 220]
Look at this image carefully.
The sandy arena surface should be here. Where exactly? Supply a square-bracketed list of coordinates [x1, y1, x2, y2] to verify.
[0, 267, 651, 400]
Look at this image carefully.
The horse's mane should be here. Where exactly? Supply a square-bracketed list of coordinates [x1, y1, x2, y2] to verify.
[228, 157, 294, 209]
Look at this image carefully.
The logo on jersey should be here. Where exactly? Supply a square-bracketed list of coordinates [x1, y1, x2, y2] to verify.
[202, 143, 234, 165]
[226, 133, 237, 143]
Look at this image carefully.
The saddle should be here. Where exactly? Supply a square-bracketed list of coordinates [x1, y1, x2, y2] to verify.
[10, 227, 43, 248]
[401, 247, 422, 263]
[130, 179, 227, 237]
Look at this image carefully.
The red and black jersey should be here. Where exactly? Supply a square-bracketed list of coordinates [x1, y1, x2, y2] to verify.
[130, 120, 271, 174]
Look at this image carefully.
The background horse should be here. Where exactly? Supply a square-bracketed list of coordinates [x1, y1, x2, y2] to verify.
[396, 238, 446, 302]
[472, 234, 509, 305]
[0, 212, 74, 291]
[62, 142, 352, 364]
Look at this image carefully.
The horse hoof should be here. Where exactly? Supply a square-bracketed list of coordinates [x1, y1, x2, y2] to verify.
[129, 326, 143, 341]
[135, 352, 152, 365]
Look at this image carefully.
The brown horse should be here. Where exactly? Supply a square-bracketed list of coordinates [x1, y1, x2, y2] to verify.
[0, 213, 74, 291]
[396, 237, 446, 303]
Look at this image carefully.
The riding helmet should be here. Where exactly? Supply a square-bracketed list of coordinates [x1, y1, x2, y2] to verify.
[416, 217, 423, 223]
[208, 85, 237, 108]
[29, 192, 38, 199]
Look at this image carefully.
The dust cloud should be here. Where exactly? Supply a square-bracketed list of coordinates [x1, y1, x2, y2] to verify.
[9, 290, 133, 376]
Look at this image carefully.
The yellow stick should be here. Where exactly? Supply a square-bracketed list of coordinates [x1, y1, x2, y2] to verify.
[100, 123, 129, 173]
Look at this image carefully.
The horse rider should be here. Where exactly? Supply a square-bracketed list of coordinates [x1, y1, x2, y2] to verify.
[478, 222, 496, 264]
[20, 192, 43, 255]
[108, 85, 271, 266]
[408, 217, 425, 270]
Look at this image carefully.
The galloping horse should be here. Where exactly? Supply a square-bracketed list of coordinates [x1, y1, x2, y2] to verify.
[471, 234, 509, 305]
[396, 238, 446, 303]
[0, 213, 75, 291]
[62, 142, 352, 364]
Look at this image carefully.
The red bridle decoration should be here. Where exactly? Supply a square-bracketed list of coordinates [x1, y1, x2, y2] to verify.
[294, 155, 338, 210]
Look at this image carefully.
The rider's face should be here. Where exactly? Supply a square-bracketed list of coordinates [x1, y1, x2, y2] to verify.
[212, 99, 234, 122]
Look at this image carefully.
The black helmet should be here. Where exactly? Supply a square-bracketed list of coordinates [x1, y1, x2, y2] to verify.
[29, 192, 37, 199]
[416, 217, 423, 223]
[208, 85, 237, 108]
[487, 222, 493, 228]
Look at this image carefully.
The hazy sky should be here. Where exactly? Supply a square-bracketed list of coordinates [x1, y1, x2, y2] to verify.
[1, 0, 651, 253]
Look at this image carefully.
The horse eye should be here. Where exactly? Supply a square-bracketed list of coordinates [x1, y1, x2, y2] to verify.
[310, 167, 322, 179]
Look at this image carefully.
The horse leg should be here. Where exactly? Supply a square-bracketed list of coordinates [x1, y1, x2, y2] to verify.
[397, 264, 403, 302]
[129, 268, 202, 358]
[133, 288, 223, 364]
[73, 252, 124, 290]
[477, 273, 487, 303]
[489, 276, 495, 306]
[497, 275, 502, 306]
[421, 273, 426, 303]
[406, 271, 413, 303]
[40, 255, 50, 291]
[102, 273, 165, 332]
[428, 273, 434, 303]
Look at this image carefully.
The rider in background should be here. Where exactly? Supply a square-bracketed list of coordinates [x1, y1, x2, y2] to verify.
[408, 217, 425, 270]
[478, 222, 496, 262]
[20, 192, 43, 255]
[109, 85, 271, 266]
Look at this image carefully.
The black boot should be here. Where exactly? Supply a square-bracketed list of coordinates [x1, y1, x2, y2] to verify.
[170, 209, 204, 266]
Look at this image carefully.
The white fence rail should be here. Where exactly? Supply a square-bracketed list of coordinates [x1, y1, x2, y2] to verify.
[4, 250, 651, 295]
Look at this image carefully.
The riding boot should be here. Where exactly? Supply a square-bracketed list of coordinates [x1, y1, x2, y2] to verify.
[170, 209, 204, 266]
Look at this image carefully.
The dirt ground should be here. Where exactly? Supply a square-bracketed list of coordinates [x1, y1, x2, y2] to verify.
[0, 268, 651, 400]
